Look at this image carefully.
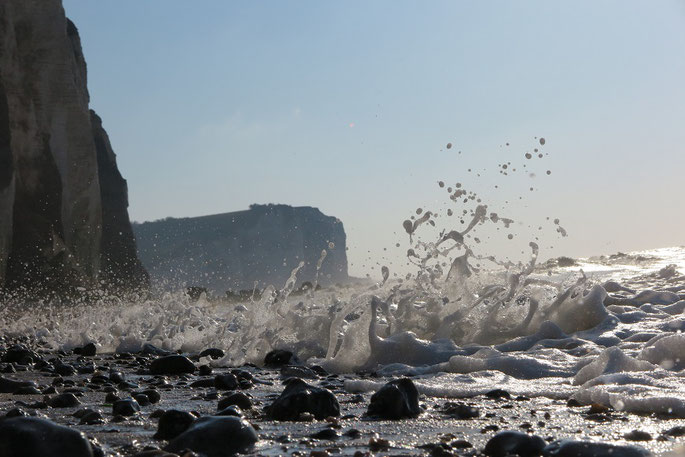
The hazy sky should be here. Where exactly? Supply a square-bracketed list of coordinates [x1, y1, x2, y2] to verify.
[64, 1, 685, 277]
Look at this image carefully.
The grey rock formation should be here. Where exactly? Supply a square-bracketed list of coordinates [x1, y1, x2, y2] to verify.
[134, 204, 348, 293]
[0, 0, 146, 293]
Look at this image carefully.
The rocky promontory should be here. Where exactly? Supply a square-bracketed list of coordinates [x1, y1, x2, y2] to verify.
[133, 204, 349, 293]
[0, 0, 147, 294]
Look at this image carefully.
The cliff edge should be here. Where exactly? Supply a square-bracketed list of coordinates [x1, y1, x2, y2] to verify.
[0, 0, 147, 294]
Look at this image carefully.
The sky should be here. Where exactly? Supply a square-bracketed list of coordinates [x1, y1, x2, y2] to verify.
[63, 0, 685, 277]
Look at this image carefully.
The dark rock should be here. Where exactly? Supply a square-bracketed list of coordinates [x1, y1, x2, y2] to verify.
[133, 393, 151, 406]
[80, 410, 105, 425]
[214, 374, 239, 390]
[484, 431, 546, 457]
[624, 430, 651, 441]
[12, 385, 41, 395]
[485, 389, 511, 400]
[366, 378, 420, 419]
[218, 392, 252, 410]
[265, 378, 340, 421]
[542, 440, 649, 457]
[54, 362, 76, 376]
[264, 349, 296, 367]
[199, 348, 224, 359]
[47, 393, 81, 408]
[442, 401, 479, 419]
[198, 365, 212, 376]
[165, 416, 258, 456]
[664, 426, 685, 437]
[112, 398, 140, 416]
[2, 346, 36, 365]
[0, 417, 93, 457]
[281, 365, 319, 379]
[4, 407, 28, 417]
[215, 405, 242, 417]
[109, 370, 126, 383]
[150, 355, 196, 375]
[154, 410, 196, 440]
[311, 428, 340, 440]
[80, 343, 97, 357]
[189, 378, 215, 388]
[142, 389, 161, 404]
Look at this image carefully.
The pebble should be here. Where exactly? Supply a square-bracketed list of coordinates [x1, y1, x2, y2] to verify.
[199, 348, 225, 359]
[483, 430, 546, 457]
[218, 392, 252, 410]
[366, 378, 421, 419]
[154, 409, 197, 440]
[0, 417, 93, 457]
[265, 378, 340, 421]
[150, 355, 196, 375]
[46, 393, 81, 408]
[112, 398, 140, 416]
[264, 349, 296, 367]
[165, 416, 258, 457]
[624, 430, 652, 441]
[543, 440, 650, 457]
[214, 373, 239, 390]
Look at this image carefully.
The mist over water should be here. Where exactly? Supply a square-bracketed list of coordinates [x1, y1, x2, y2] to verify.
[2, 139, 685, 419]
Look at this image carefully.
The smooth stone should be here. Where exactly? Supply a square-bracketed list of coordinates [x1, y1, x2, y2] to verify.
[218, 392, 252, 410]
[265, 378, 340, 421]
[0, 417, 93, 457]
[81, 343, 97, 356]
[80, 410, 105, 425]
[442, 401, 479, 419]
[150, 355, 196, 375]
[199, 348, 224, 359]
[543, 440, 650, 457]
[0, 376, 36, 394]
[366, 378, 420, 419]
[165, 416, 258, 456]
[214, 374, 239, 390]
[215, 405, 242, 417]
[484, 431, 546, 457]
[154, 409, 196, 440]
[264, 349, 295, 367]
[189, 378, 215, 388]
[1, 345, 37, 365]
[12, 386, 42, 395]
[112, 398, 140, 416]
[46, 393, 81, 408]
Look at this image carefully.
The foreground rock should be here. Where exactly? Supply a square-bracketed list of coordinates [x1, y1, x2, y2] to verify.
[165, 416, 258, 456]
[367, 378, 421, 419]
[542, 440, 650, 457]
[265, 378, 340, 420]
[150, 355, 196, 375]
[484, 431, 546, 457]
[0, 417, 93, 457]
[154, 410, 196, 440]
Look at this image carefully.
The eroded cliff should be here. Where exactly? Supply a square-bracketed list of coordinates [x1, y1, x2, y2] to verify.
[0, 0, 146, 293]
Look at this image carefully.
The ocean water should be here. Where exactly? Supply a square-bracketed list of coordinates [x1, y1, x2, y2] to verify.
[2, 139, 684, 420]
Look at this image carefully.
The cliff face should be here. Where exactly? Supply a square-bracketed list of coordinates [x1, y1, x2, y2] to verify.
[0, 0, 146, 293]
[133, 205, 349, 293]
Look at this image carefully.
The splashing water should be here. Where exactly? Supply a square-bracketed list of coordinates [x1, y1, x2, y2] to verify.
[3, 138, 685, 418]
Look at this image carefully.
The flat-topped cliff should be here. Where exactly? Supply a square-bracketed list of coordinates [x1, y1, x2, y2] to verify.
[133, 204, 349, 293]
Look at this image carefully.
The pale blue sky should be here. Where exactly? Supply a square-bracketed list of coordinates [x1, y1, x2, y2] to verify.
[64, 1, 685, 276]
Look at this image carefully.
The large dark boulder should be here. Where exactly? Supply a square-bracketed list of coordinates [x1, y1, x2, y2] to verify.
[0, 417, 93, 457]
[265, 378, 340, 421]
[150, 355, 196, 375]
[367, 378, 421, 419]
[165, 416, 258, 456]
